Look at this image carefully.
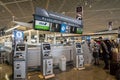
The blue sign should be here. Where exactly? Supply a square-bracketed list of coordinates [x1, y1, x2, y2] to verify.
[86, 36, 91, 41]
[13, 30, 24, 42]
[60, 23, 66, 33]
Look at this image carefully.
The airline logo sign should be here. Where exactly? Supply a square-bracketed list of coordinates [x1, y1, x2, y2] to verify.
[35, 20, 50, 30]
[14, 30, 24, 42]
[60, 23, 66, 33]
[37, 20, 49, 26]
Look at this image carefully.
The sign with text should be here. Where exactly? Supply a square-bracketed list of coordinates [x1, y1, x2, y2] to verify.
[34, 20, 50, 31]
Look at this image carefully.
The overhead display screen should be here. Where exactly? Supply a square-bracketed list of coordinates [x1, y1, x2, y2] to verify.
[70, 27, 83, 34]
[50, 23, 61, 32]
[70, 26, 76, 33]
[34, 20, 50, 31]
[76, 27, 83, 34]
[65, 25, 70, 33]
[60, 23, 67, 33]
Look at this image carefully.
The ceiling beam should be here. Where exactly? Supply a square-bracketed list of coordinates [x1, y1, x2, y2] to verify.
[0, 1, 14, 16]
[0, 0, 30, 5]
[0, 16, 32, 22]
[84, 16, 120, 21]
[57, 0, 66, 12]
[45, 0, 50, 9]
[30, 0, 34, 14]
[85, 8, 120, 12]
[14, 0, 25, 17]
[66, 8, 120, 14]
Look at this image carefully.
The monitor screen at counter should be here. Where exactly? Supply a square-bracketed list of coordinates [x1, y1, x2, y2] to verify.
[43, 44, 51, 50]
[76, 43, 81, 48]
[16, 44, 25, 51]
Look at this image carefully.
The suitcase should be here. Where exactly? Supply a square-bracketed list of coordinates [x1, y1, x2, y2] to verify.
[112, 53, 120, 62]
[112, 48, 120, 62]
[110, 61, 120, 75]
[116, 69, 120, 80]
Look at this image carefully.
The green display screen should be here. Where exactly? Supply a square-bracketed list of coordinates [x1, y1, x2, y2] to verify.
[76, 27, 83, 34]
[34, 20, 50, 31]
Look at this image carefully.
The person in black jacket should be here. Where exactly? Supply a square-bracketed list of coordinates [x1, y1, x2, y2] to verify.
[104, 40, 113, 60]
[99, 37, 109, 69]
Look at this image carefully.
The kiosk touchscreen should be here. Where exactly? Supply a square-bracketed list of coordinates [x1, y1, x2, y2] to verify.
[14, 44, 27, 60]
[41, 43, 51, 57]
[75, 43, 82, 54]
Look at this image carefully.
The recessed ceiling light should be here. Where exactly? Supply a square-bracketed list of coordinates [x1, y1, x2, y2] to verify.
[109, 11, 113, 14]
[85, 1, 88, 6]
[89, 5, 92, 8]
[62, 12, 65, 15]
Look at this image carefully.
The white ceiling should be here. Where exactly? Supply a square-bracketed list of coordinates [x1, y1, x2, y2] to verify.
[0, 0, 120, 33]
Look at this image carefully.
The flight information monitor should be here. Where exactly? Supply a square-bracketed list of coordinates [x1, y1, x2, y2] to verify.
[76, 27, 83, 34]
[70, 27, 83, 34]
[70, 26, 76, 33]
[50, 23, 61, 32]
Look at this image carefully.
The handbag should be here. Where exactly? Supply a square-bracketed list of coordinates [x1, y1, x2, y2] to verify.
[112, 48, 118, 54]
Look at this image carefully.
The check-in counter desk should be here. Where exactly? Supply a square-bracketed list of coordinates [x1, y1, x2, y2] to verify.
[27, 45, 74, 67]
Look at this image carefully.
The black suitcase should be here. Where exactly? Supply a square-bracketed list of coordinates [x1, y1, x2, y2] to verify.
[110, 61, 120, 75]
[116, 69, 120, 80]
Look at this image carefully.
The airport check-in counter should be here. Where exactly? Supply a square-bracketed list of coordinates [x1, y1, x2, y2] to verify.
[27, 45, 74, 67]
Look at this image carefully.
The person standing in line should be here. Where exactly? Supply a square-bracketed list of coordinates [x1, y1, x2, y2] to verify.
[99, 37, 109, 69]
[104, 40, 113, 61]
[92, 40, 100, 65]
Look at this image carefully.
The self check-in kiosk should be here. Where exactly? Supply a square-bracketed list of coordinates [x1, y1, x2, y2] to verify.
[41, 43, 54, 78]
[75, 42, 84, 68]
[14, 43, 27, 80]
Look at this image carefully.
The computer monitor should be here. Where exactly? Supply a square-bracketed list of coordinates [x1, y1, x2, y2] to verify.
[76, 43, 81, 48]
[16, 44, 25, 51]
[43, 44, 51, 50]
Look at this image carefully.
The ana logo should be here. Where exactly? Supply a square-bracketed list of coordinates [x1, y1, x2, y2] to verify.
[61, 26, 65, 31]
[39, 22, 47, 25]
[16, 31, 23, 38]
[61, 24, 66, 33]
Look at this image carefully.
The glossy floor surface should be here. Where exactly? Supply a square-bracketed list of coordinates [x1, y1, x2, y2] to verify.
[0, 61, 116, 80]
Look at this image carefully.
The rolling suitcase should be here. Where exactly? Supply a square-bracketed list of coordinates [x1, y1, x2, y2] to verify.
[110, 61, 120, 75]
[116, 69, 120, 80]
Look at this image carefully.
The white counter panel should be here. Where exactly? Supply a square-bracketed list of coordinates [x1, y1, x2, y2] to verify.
[27, 46, 74, 67]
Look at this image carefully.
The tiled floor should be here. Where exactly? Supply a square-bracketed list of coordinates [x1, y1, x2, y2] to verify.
[0, 61, 116, 80]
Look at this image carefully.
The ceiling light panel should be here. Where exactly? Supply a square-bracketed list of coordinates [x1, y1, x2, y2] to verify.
[0, 0, 14, 3]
